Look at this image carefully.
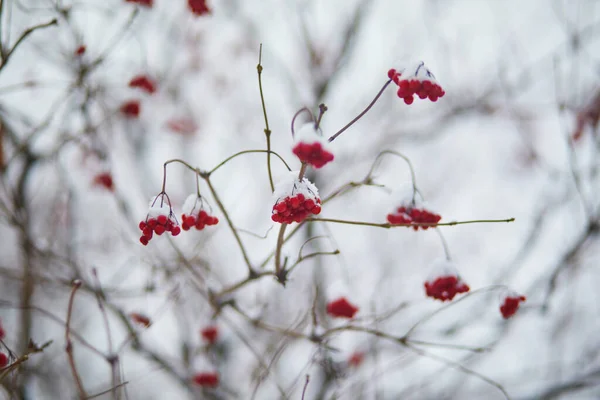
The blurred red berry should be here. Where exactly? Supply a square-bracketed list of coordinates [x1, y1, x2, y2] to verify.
[0, 353, 8, 368]
[500, 295, 526, 319]
[166, 117, 198, 136]
[348, 351, 364, 368]
[130, 312, 151, 328]
[188, 0, 211, 16]
[326, 297, 359, 319]
[93, 172, 114, 191]
[129, 75, 157, 94]
[193, 372, 219, 388]
[120, 100, 141, 118]
[201, 326, 219, 345]
[0, 320, 5, 340]
[125, 0, 153, 7]
[75, 45, 86, 56]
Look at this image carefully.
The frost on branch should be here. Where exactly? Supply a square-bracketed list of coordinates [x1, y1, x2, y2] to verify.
[292, 123, 334, 169]
[271, 172, 322, 224]
[181, 194, 219, 231]
[500, 292, 526, 319]
[388, 61, 445, 105]
[138, 195, 181, 245]
[424, 258, 470, 302]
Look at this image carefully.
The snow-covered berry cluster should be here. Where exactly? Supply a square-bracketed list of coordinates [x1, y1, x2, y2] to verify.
[139, 195, 181, 245]
[181, 194, 219, 231]
[387, 205, 442, 230]
[388, 61, 445, 105]
[271, 173, 322, 224]
[500, 294, 526, 319]
[292, 123, 334, 169]
[424, 259, 470, 301]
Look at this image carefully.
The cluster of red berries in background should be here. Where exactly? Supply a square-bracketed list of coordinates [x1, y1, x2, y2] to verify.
[272, 193, 322, 224]
[166, 117, 198, 136]
[181, 195, 219, 231]
[130, 312, 152, 328]
[182, 210, 219, 231]
[139, 200, 181, 246]
[129, 75, 156, 94]
[93, 172, 114, 191]
[193, 372, 219, 388]
[500, 295, 526, 319]
[348, 351, 365, 368]
[188, 0, 211, 15]
[387, 205, 442, 230]
[120, 100, 141, 118]
[292, 123, 334, 168]
[425, 275, 470, 302]
[125, 0, 153, 7]
[388, 62, 445, 105]
[201, 326, 219, 345]
[326, 297, 359, 319]
[75, 45, 86, 56]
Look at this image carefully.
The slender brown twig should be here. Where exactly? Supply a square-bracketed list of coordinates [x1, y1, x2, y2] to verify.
[65, 280, 87, 400]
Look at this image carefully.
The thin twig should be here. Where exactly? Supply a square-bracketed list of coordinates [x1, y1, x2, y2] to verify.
[257, 44, 275, 192]
[301, 375, 310, 400]
[65, 280, 87, 400]
[1, 19, 58, 71]
[305, 217, 516, 228]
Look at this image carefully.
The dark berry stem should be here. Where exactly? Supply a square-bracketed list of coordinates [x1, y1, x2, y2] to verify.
[328, 79, 393, 143]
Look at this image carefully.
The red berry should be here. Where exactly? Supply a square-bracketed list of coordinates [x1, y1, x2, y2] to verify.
[404, 96, 414, 105]
[157, 215, 168, 225]
[139, 221, 147, 230]
[387, 69, 397, 80]
[129, 75, 156, 94]
[188, 0, 211, 16]
[192, 372, 219, 388]
[130, 312, 151, 327]
[75, 45, 86, 56]
[0, 353, 8, 368]
[120, 100, 141, 118]
[500, 295, 526, 319]
[326, 297, 359, 319]
[201, 326, 219, 344]
[348, 351, 364, 368]
[154, 225, 165, 235]
[171, 226, 181, 236]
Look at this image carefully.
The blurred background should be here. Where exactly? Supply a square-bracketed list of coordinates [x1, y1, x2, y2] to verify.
[0, 0, 599, 398]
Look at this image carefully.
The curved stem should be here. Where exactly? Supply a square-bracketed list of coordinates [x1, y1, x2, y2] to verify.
[291, 107, 315, 138]
[328, 79, 393, 143]
[65, 280, 87, 400]
[257, 44, 275, 192]
[208, 150, 291, 176]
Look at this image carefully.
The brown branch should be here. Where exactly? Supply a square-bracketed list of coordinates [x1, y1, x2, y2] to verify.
[65, 280, 87, 400]
[1, 19, 58, 71]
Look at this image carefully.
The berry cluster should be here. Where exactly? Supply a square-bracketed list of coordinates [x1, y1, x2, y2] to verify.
[292, 123, 334, 169]
[201, 326, 219, 345]
[193, 372, 219, 388]
[388, 62, 445, 105]
[129, 75, 156, 94]
[326, 297, 359, 319]
[188, 0, 211, 16]
[139, 196, 181, 245]
[272, 193, 322, 224]
[500, 295, 526, 319]
[424, 275, 470, 302]
[181, 194, 219, 231]
[387, 206, 441, 230]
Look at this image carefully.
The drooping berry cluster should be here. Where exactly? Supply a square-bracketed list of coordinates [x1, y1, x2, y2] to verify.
[181, 194, 219, 231]
[388, 61, 445, 105]
[425, 275, 470, 301]
[139, 196, 181, 245]
[326, 297, 359, 319]
[387, 206, 441, 230]
[292, 123, 334, 169]
[424, 259, 470, 302]
[192, 372, 219, 388]
[500, 295, 526, 319]
[272, 174, 322, 224]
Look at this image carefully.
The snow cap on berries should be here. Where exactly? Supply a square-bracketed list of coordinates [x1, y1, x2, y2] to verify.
[424, 258, 469, 301]
[386, 185, 442, 230]
[499, 290, 526, 319]
[271, 171, 322, 224]
[388, 61, 445, 105]
[292, 123, 334, 169]
[139, 195, 181, 245]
